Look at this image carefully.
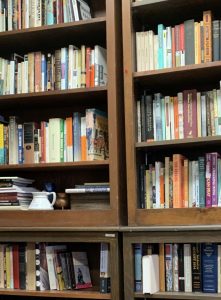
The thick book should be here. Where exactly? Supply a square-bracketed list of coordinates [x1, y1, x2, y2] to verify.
[202, 243, 217, 293]
[134, 243, 142, 292]
[142, 254, 159, 294]
[72, 251, 92, 289]
[86, 108, 108, 160]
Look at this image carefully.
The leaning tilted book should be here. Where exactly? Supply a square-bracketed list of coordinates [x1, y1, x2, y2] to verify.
[72, 252, 92, 289]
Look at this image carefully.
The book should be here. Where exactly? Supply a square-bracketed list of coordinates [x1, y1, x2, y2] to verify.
[142, 254, 159, 294]
[202, 243, 218, 293]
[65, 187, 110, 193]
[72, 251, 92, 289]
[100, 243, 111, 293]
[86, 108, 109, 160]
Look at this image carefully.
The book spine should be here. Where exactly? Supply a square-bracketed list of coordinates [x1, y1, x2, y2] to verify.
[173, 243, 179, 292]
[213, 20, 220, 61]
[206, 153, 212, 207]
[165, 244, 173, 292]
[211, 153, 218, 207]
[203, 11, 212, 62]
[198, 156, 205, 207]
[202, 243, 218, 293]
[191, 243, 202, 292]
[184, 244, 192, 292]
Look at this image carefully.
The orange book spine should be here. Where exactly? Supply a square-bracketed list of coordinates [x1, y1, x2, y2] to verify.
[66, 117, 73, 162]
[173, 154, 184, 208]
[173, 96, 179, 139]
[86, 47, 91, 88]
[90, 49, 95, 87]
[203, 10, 212, 62]
[34, 52, 42, 92]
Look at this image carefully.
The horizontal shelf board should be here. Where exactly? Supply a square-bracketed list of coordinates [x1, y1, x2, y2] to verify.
[135, 291, 221, 299]
[0, 87, 107, 108]
[0, 161, 109, 171]
[135, 208, 221, 226]
[136, 136, 221, 150]
[133, 62, 221, 90]
[0, 288, 110, 299]
[0, 17, 106, 54]
[132, 0, 221, 28]
[0, 210, 117, 227]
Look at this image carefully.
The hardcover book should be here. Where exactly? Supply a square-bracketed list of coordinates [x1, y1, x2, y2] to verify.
[86, 108, 108, 160]
[72, 251, 92, 289]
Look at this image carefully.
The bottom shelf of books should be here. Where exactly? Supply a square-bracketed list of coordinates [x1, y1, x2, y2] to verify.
[123, 229, 221, 300]
[0, 231, 121, 300]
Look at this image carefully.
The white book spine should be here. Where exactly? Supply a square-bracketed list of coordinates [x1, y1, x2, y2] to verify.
[17, 63, 21, 94]
[195, 161, 199, 207]
[188, 161, 193, 207]
[8, 0, 12, 30]
[197, 92, 202, 137]
[45, 123, 49, 163]
[25, 0, 29, 28]
[136, 32, 141, 72]
[184, 244, 192, 292]
[45, 248, 57, 290]
[10, 61, 15, 94]
[169, 97, 174, 140]
[153, 34, 159, 70]
[166, 27, 172, 68]
[201, 95, 207, 137]
[163, 29, 167, 68]
[153, 99, 156, 141]
[164, 157, 170, 208]
[192, 160, 196, 207]
[72, 0, 79, 21]
[149, 31, 154, 71]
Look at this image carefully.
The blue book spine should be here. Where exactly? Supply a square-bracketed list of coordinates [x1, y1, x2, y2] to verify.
[158, 24, 164, 69]
[73, 112, 81, 161]
[17, 124, 23, 164]
[134, 243, 142, 292]
[198, 156, 205, 207]
[41, 54, 47, 92]
[46, 0, 54, 25]
[202, 243, 218, 293]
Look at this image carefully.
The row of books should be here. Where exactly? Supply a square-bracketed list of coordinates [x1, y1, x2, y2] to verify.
[0, 0, 92, 32]
[137, 86, 221, 142]
[0, 108, 108, 165]
[134, 243, 220, 294]
[139, 152, 221, 209]
[0, 45, 107, 95]
[136, 10, 219, 72]
[0, 242, 110, 293]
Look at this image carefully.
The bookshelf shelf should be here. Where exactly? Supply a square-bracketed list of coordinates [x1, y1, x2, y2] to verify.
[0, 87, 107, 108]
[0, 288, 111, 299]
[0, 161, 109, 171]
[133, 61, 221, 89]
[134, 291, 221, 299]
[1, 17, 107, 55]
[136, 136, 221, 150]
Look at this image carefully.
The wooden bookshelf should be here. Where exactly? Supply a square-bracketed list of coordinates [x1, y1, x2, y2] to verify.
[0, 1, 124, 299]
[0, 0, 126, 229]
[123, 229, 221, 300]
[122, 0, 221, 226]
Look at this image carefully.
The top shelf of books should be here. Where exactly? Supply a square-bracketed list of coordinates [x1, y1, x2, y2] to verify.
[0, 0, 106, 54]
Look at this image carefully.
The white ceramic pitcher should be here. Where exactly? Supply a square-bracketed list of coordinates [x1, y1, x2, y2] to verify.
[29, 192, 56, 210]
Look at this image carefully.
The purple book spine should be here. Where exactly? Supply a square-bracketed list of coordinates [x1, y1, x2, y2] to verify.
[183, 90, 197, 138]
[211, 153, 218, 207]
[206, 153, 212, 207]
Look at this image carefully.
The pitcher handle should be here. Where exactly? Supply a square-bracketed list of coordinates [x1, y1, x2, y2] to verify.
[47, 192, 56, 207]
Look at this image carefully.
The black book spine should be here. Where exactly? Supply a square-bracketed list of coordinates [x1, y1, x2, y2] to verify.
[140, 94, 146, 142]
[145, 94, 154, 141]
[191, 243, 202, 292]
[19, 243, 26, 290]
[139, 164, 146, 209]
[178, 244, 184, 292]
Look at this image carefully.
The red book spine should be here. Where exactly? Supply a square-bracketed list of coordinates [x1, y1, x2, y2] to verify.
[86, 48, 91, 88]
[13, 245, 20, 289]
[34, 52, 42, 92]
